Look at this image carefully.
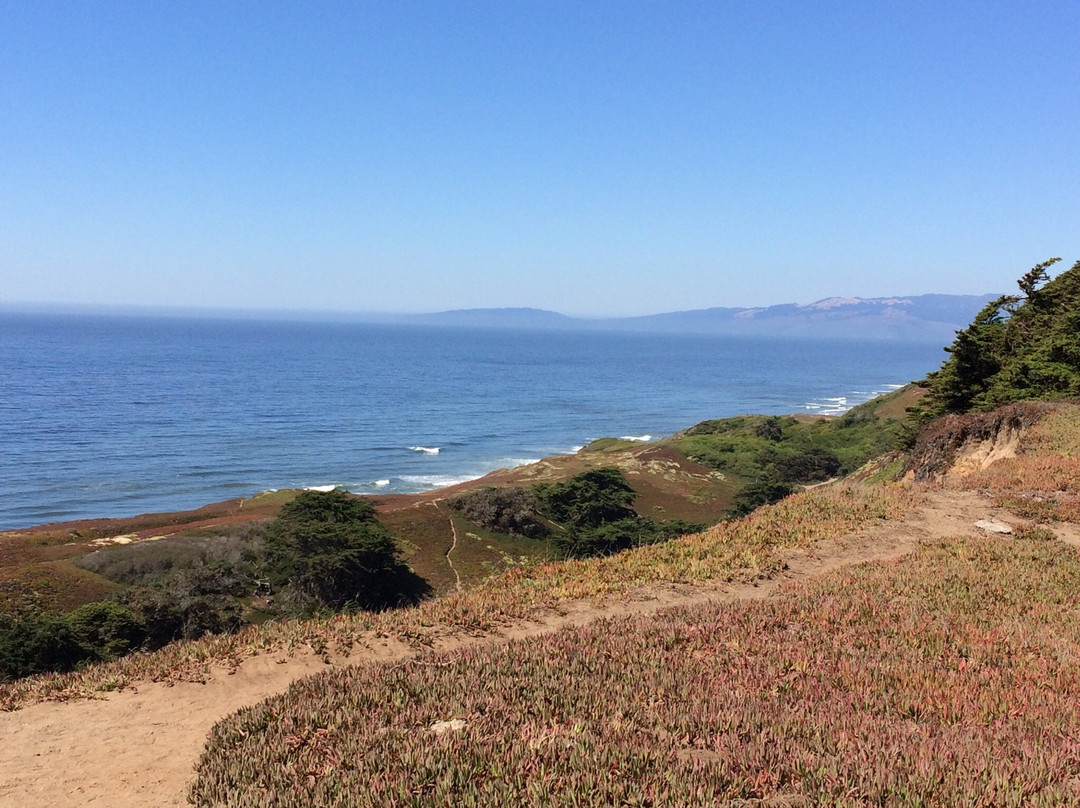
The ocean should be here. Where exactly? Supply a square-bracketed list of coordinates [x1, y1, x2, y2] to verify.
[0, 312, 945, 529]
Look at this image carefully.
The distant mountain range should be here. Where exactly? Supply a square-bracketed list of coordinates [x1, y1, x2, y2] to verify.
[389, 294, 999, 342]
[4, 293, 1000, 341]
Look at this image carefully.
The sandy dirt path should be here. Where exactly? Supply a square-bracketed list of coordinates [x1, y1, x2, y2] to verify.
[1, 489, 1070, 808]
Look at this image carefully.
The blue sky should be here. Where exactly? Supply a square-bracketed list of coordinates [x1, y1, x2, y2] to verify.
[2, 2, 1078, 316]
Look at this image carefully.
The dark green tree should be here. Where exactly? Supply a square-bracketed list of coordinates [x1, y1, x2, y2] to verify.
[534, 467, 636, 530]
[917, 258, 1080, 417]
[263, 489, 422, 612]
[1017, 257, 1059, 301]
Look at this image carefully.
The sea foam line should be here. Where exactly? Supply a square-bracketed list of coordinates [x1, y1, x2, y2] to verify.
[802, 384, 905, 415]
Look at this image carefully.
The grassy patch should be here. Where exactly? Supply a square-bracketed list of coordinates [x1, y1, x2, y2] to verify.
[191, 535, 1080, 807]
[579, 437, 642, 453]
[447, 513, 548, 580]
[1025, 405, 1080, 457]
[669, 389, 913, 485]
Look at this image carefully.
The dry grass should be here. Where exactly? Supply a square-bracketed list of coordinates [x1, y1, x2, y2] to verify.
[0, 484, 915, 710]
[190, 535, 1080, 807]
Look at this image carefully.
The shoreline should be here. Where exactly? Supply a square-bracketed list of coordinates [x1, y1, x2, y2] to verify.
[1, 384, 911, 536]
[0, 415, 826, 538]
[0, 450, 577, 539]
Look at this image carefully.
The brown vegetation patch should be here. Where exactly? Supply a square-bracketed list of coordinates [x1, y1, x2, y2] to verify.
[191, 535, 1080, 807]
[949, 404, 1080, 523]
[0, 561, 122, 616]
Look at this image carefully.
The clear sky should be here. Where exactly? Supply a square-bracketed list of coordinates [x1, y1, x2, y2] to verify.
[2, 2, 1078, 316]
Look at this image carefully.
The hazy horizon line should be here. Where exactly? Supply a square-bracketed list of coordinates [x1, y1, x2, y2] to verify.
[0, 290, 1002, 324]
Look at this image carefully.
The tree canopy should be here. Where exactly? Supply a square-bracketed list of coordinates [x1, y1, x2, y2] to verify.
[918, 258, 1080, 417]
[535, 467, 636, 530]
[263, 489, 419, 612]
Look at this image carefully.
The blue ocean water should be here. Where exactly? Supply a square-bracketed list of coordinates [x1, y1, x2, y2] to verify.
[0, 312, 945, 529]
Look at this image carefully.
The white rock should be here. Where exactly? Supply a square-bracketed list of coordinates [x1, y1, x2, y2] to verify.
[429, 719, 467, 735]
[974, 519, 1013, 535]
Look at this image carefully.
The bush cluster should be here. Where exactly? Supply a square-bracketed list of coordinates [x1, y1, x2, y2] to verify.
[675, 408, 900, 497]
[263, 489, 427, 614]
[448, 487, 549, 538]
[0, 563, 252, 682]
[1, 489, 426, 681]
[0, 601, 145, 682]
[534, 468, 703, 559]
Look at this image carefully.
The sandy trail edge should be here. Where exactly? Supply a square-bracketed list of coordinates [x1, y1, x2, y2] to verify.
[1, 489, 1073, 808]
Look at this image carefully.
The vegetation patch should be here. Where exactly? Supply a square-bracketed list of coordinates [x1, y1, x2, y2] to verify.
[448, 487, 550, 539]
[578, 437, 643, 453]
[74, 522, 268, 587]
[191, 536, 1080, 807]
[670, 388, 914, 498]
[0, 484, 914, 708]
[0, 561, 120, 618]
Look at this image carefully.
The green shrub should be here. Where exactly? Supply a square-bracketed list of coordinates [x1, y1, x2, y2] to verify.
[0, 612, 89, 682]
[262, 489, 423, 613]
[726, 480, 795, 518]
[122, 585, 242, 649]
[550, 517, 704, 560]
[449, 487, 549, 538]
[534, 468, 636, 530]
[674, 410, 903, 486]
[769, 446, 841, 483]
[64, 601, 147, 661]
[533, 469, 703, 560]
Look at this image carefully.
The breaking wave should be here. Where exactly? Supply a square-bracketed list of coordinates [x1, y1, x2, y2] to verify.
[802, 384, 906, 416]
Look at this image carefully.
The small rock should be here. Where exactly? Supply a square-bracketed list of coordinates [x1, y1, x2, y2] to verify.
[429, 718, 467, 735]
[974, 519, 1013, 535]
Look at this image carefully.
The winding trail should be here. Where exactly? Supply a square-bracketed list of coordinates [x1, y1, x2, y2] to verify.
[443, 507, 463, 593]
[1, 489, 1074, 808]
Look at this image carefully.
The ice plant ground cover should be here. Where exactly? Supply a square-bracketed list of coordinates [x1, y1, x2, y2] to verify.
[0, 484, 913, 709]
[190, 535, 1080, 807]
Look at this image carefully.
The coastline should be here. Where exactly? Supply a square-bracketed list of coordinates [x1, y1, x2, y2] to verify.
[0, 389, 906, 537]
